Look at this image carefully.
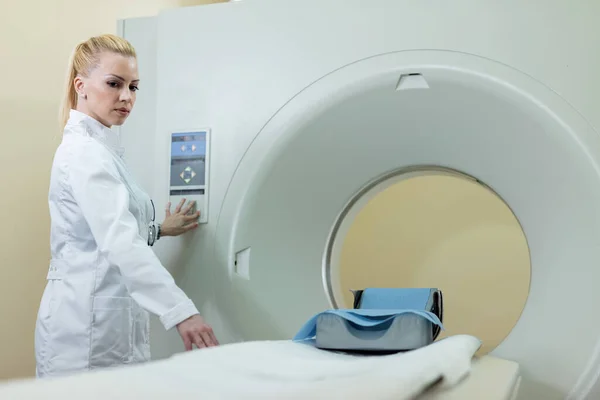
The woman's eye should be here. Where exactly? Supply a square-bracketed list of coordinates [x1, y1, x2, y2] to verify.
[108, 81, 120, 88]
[130, 86, 139, 92]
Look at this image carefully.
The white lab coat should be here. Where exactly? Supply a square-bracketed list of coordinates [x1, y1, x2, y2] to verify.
[34, 110, 199, 377]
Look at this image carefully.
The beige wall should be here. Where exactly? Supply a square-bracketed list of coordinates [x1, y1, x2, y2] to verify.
[0, 0, 226, 380]
[338, 174, 531, 355]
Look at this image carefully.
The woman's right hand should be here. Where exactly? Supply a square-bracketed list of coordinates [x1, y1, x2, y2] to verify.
[176, 314, 219, 350]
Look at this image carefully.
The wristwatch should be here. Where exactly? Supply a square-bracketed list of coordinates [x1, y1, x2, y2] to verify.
[148, 223, 162, 247]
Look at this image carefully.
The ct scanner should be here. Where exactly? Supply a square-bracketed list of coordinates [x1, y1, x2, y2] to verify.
[1, 0, 600, 399]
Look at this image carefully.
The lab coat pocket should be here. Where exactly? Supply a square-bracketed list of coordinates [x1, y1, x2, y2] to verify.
[131, 302, 151, 363]
[90, 296, 133, 369]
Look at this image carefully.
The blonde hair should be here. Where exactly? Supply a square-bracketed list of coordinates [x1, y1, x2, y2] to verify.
[60, 34, 137, 129]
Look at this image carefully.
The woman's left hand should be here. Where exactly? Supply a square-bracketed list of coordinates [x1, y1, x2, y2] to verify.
[161, 198, 200, 237]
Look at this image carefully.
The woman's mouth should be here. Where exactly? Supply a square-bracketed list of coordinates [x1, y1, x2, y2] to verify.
[116, 108, 130, 116]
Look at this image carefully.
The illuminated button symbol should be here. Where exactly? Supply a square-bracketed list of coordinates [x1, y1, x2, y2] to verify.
[191, 144, 197, 152]
[180, 166, 197, 184]
[181, 145, 187, 152]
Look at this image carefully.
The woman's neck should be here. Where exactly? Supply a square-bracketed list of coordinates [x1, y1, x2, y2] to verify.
[74, 106, 111, 128]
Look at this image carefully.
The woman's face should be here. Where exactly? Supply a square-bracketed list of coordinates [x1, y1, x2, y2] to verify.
[75, 51, 139, 127]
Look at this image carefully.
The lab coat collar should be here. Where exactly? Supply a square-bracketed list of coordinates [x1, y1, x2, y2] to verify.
[66, 109, 125, 158]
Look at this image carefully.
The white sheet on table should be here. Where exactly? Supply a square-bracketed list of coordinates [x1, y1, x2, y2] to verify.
[0, 334, 481, 399]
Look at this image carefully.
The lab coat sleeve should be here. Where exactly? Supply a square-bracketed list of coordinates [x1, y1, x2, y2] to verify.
[68, 140, 199, 331]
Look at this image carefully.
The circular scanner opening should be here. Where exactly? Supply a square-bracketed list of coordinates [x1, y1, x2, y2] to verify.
[327, 169, 531, 355]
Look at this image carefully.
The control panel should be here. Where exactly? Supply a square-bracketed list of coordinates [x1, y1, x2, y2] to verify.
[169, 129, 210, 224]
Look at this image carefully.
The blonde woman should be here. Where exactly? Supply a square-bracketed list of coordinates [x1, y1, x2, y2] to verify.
[34, 34, 218, 378]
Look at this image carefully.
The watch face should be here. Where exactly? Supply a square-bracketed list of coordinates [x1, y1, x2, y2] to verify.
[148, 225, 156, 245]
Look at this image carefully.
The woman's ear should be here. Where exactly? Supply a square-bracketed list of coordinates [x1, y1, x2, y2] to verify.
[74, 76, 87, 99]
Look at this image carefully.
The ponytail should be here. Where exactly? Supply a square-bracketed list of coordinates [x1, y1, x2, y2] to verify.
[58, 34, 137, 130]
[59, 44, 81, 130]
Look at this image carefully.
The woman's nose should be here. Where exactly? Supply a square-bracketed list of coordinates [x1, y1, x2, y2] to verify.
[120, 89, 132, 102]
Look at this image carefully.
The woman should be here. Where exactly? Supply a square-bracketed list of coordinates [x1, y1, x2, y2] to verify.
[34, 34, 218, 378]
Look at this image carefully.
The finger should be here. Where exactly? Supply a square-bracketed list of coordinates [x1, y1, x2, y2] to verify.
[210, 330, 219, 346]
[201, 331, 216, 347]
[193, 333, 206, 349]
[181, 200, 196, 215]
[183, 212, 201, 222]
[182, 334, 192, 351]
[207, 330, 219, 346]
[165, 202, 172, 217]
[174, 198, 186, 213]
[183, 222, 199, 232]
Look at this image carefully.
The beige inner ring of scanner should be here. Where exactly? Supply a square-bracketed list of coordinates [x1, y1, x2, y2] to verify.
[326, 169, 531, 356]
